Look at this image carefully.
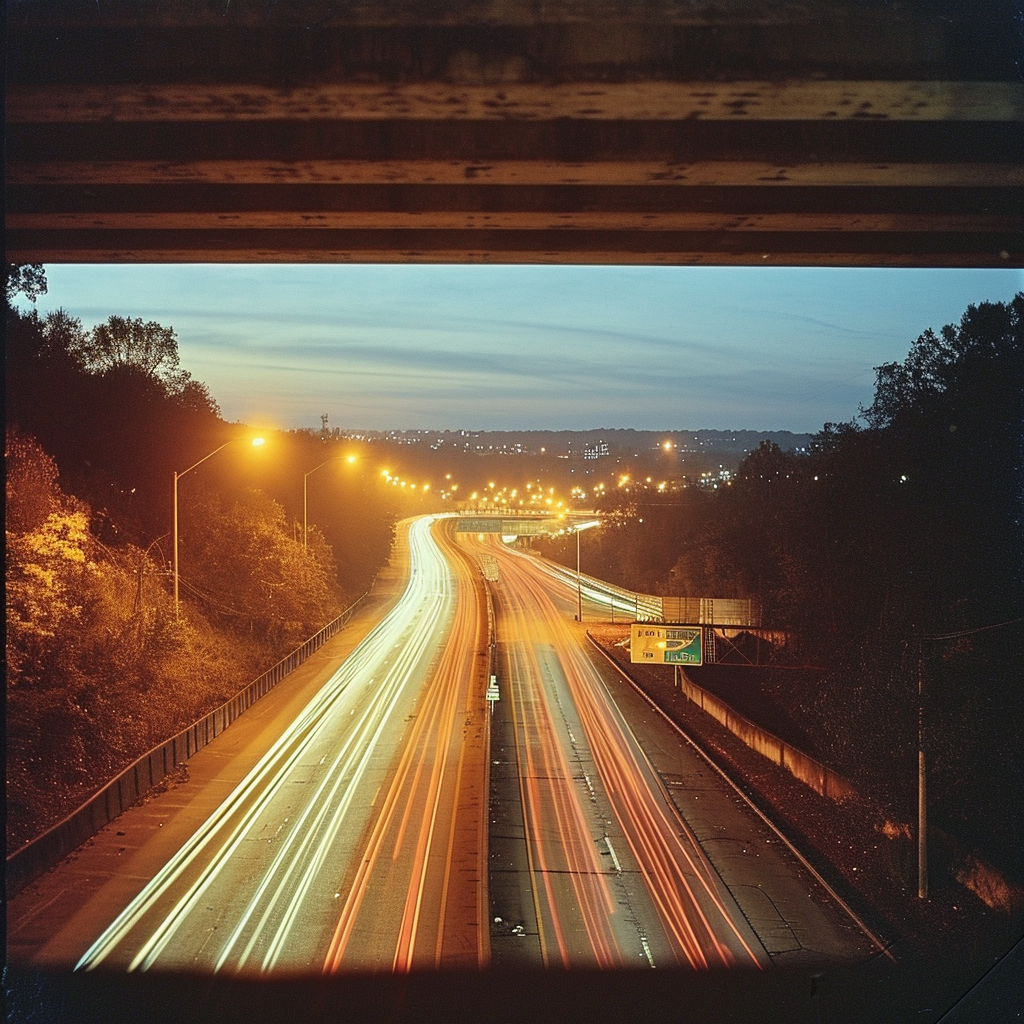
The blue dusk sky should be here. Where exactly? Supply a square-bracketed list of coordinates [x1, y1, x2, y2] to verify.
[28, 264, 1023, 435]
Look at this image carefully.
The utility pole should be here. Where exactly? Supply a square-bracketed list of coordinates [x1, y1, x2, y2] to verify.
[917, 640, 928, 900]
[173, 469, 180, 615]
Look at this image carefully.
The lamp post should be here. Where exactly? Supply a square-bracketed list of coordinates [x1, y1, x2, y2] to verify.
[303, 455, 354, 552]
[173, 436, 264, 618]
[576, 528, 582, 620]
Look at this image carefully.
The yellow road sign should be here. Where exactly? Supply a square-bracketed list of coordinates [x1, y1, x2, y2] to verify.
[630, 624, 703, 665]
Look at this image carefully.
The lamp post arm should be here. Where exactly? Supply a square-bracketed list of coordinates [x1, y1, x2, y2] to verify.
[177, 439, 235, 480]
[173, 436, 258, 618]
[303, 455, 349, 552]
[308, 455, 348, 476]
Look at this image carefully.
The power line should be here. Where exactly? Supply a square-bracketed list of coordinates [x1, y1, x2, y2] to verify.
[922, 616, 1024, 642]
[177, 575, 250, 617]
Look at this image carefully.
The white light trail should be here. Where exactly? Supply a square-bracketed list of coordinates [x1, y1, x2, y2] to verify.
[76, 517, 455, 974]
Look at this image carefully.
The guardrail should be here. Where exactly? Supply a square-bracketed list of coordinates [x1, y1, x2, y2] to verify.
[6, 593, 369, 899]
[537, 557, 759, 626]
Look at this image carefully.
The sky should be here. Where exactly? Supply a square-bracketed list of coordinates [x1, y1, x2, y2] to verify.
[27, 264, 1023, 435]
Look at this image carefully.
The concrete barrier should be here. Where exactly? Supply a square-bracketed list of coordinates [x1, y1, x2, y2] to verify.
[587, 632, 857, 806]
[6, 594, 367, 898]
[674, 669, 858, 803]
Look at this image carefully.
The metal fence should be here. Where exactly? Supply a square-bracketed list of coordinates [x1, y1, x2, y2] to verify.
[540, 557, 758, 626]
[6, 594, 368, 899]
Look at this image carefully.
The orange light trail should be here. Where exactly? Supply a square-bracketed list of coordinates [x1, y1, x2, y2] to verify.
[480, 535, 764, 970]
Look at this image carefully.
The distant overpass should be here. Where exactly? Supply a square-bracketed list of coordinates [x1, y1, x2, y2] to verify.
[453, 513, 590, 537]
[451, 513, 759, 626]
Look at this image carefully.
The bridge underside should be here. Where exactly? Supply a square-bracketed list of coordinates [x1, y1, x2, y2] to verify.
[6, 1, 1021, 268]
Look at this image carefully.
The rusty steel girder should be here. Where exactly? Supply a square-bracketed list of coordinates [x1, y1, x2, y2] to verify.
[6, 1, 1022, 266]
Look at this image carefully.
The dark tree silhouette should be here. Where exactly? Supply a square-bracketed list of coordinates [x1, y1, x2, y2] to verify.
[542, 294, 1023, 880]
[4, 263, 47, 306]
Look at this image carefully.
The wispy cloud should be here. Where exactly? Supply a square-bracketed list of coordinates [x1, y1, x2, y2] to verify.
[37, 264, 1023, 432]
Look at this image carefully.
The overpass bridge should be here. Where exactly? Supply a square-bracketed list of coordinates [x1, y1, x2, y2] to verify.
[452, 512, 760, 627]
[453, 512, 602, 537]
[6, 0, 1021, 268]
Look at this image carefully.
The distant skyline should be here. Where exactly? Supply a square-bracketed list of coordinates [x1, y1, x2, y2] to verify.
[26, 264, 1023, 434]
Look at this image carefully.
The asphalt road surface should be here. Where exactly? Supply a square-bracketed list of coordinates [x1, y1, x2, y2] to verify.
[8, 516, 875, 980]
[474, 533, 875, 969]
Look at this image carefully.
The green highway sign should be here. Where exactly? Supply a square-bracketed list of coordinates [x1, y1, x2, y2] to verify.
[630, 624, 703, 666]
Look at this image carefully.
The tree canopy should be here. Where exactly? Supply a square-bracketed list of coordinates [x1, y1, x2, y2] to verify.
[861, 295, 1024, 430]
[82, 315, 182, 380]
[539, 293, 1023, 879]
[4, 263, 47, 305]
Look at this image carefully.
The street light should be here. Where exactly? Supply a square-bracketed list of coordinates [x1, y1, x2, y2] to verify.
[303, 454, 355, 552]
[573, 519, 601, 621]
[173, 436, 264, 618]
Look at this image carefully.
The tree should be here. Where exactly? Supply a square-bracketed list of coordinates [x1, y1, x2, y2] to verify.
[4, 432, 263, 851]
[736, 439, 795, 483]
[5, 427, 63, 534]
[4, 263, 47, 306]
[80, 315, 221, 420]
[179, 486, 343, 648]
[170, 376, 221, 418]
[81, 315, 183, 382]
[39, 307, 89, 365]
[861, 295, 1024, 431]
[6, 506, 94, 685]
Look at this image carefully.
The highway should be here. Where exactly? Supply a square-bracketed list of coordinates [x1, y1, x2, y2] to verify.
[322, 519, 490, 972]
[10, 514, 873, 979]
[465, 532, 766, 969]
[71, 515, 489, 974]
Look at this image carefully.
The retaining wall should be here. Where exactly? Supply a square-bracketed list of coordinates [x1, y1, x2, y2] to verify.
[6, 595, 366, 898]
[587, 633, 857, 805]
[674, 668, 858, 803]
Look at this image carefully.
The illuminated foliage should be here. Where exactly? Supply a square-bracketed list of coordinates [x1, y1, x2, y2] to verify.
[4, 433, 269, 850]
[179, 485, 342, 648]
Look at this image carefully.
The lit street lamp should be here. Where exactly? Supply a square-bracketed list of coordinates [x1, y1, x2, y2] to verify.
[173, 436, 264, 618]
[304, 455, 355, 552]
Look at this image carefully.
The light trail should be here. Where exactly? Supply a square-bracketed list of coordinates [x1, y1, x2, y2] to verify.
[490, 546, 638, 966]
[505, 612, 625, 967]
[534, 557, 661, 620]
[75, 516, 461, 974]
[474, 535, 765, 970]
[14, 515, 878, 977]
[323, 519, 490, 973]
